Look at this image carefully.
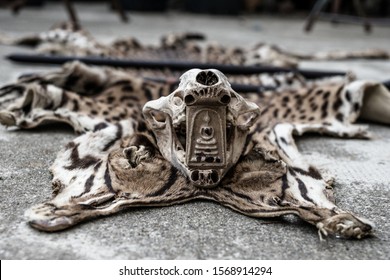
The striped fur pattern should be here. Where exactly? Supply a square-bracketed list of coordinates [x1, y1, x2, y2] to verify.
[1, 62, 390, 238]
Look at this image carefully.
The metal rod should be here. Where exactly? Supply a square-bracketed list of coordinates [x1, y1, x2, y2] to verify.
[6, 53, 346, 79]
[62, 0, 80, 30]
[111, 0, 129, 22]
[382, 80, 390, 91]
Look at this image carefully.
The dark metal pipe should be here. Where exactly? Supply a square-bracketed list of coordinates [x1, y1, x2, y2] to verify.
[6, 53, 346, 79]
[382, 80, 390, 91]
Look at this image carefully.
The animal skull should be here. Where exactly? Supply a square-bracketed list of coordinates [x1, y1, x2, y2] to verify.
[143, 69, 260, 187]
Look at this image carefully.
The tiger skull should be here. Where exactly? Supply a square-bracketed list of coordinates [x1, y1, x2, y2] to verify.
[143, 69, 260, 187]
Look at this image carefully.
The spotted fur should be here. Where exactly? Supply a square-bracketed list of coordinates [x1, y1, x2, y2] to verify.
[1, 60, 390, 239]
[1, 23, 388, 67]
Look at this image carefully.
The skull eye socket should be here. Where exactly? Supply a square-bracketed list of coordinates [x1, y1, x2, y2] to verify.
[237, 112, 259, 129]
[220, 94, 231, 104]
[150, 110, 168, 124]
[184, 94, 195, 105]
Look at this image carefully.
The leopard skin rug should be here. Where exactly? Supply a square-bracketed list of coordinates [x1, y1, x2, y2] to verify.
[0, 22, 388, 68]
[1, 25, 390, 239]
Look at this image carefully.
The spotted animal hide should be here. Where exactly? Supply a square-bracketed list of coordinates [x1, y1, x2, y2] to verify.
[1, 22, 388, 68]
[1, 60, 390, 239]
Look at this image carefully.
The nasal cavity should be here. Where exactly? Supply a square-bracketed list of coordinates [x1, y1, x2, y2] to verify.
[196, 71, 219, 86]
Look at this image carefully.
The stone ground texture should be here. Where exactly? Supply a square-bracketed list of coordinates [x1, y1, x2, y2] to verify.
[0, 3, 389, 259]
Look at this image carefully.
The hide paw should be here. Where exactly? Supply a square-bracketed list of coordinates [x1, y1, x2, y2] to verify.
[25, 203, 75, 232]
[123, 145, 152, 168]
[317, 213, 374, 240]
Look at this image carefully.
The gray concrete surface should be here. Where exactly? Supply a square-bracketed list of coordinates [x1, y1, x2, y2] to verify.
[0, 3, 389, 260]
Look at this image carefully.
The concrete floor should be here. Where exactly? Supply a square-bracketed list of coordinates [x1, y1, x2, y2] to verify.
[0, 3, 389, 260]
